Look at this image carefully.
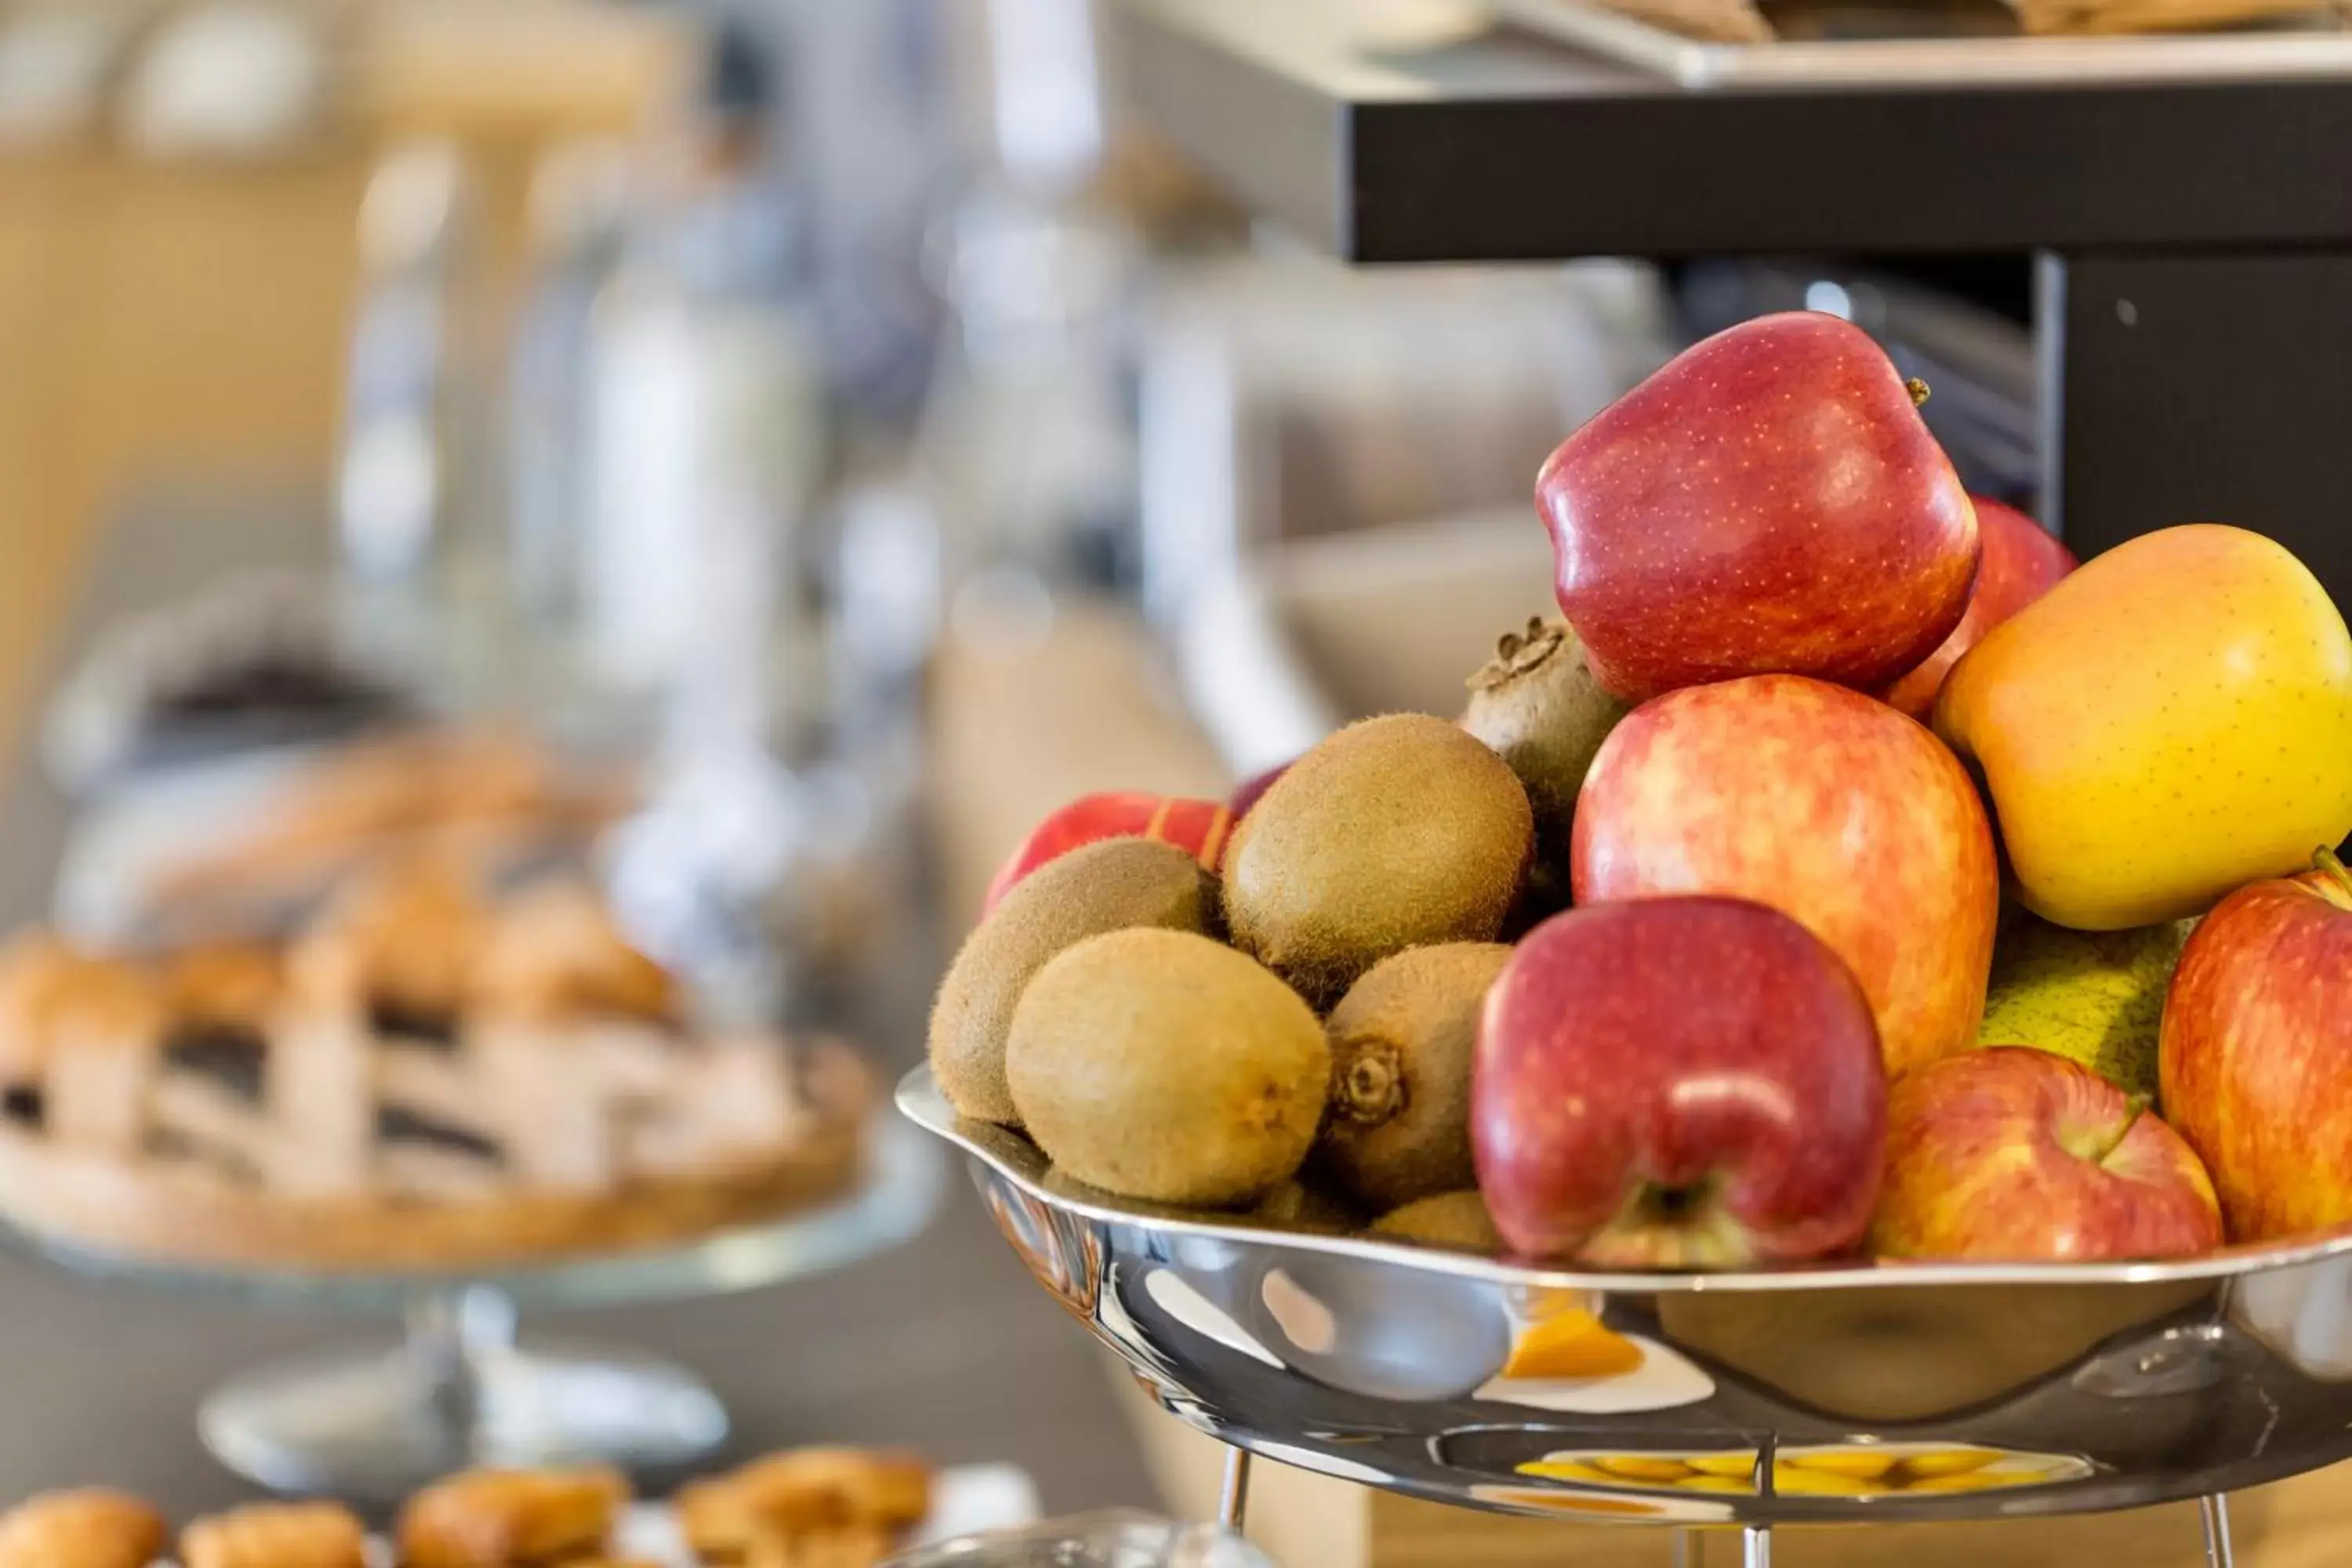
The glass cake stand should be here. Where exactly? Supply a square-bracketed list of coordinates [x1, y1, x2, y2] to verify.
[3, 1116, 942, 1498]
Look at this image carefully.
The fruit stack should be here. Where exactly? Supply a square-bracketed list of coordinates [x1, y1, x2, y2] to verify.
[928, 310, 2352, 1271]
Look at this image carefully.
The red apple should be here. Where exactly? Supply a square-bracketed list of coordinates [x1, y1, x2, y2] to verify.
[1537, 311, 1977, 703]
[1572, 674, 1997, 1080]
[1228, 761, 1291, 823]
[982, 793, 1233, 913]
[1883, 496, 2078, 720]
[1474, 895, 1886, 1266]
[1871, 1048, 2221, 1261]
[2159, 851, 2352, 1243]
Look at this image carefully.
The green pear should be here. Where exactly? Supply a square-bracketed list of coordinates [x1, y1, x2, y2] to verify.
[1976, 909, 2198, 1098]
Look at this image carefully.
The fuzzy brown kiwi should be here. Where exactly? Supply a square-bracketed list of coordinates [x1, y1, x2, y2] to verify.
[1250, 1178, 1364, 1236]
[1368, 1189, 1504, 1254]
[1221, 713, 1533, 1007]
[1461, 617, 1628, 855]
[929, 837, 1214, 1126]
[1007, 928, 1327, 1206]
[1317, 942, 1512, 1211]
[1040, 1170, 1360, 1234]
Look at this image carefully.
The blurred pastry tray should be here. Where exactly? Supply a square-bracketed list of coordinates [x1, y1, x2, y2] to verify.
[1494, 0, 2352, 87]
[610, 1468, 1039, 1567]
[315, 1467, 1037, 1568]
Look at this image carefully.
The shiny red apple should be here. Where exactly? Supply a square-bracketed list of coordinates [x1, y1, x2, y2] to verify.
[1228, 761, 1291, 823]
[2160, 851, 2352, 1243]
[1572, 673, 1997, 1080]
[1537, 311, 1978, 703]
[1871, 1048, 2220, 1261]
[1882, 496, 2078, 720]
[982, 793, 1233, 913]
[1473, 895, 1886, 1267]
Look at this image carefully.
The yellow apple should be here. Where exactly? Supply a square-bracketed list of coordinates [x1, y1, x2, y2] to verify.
[1936, 524, 2352, 929]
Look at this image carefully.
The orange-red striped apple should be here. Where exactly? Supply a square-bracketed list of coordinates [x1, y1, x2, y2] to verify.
[984, 793, 1232, 911]
[2160, 851, 2352, 1242]
[1871, 1047, 2220, 1261]
[1572, 674, 1998, 1078]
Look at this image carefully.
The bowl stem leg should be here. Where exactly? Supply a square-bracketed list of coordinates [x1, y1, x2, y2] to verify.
[2201, 1494, 2234, 1568]
[1672, 1529, 1704, 1568]
[1218, 1446, 1254, 1530]
[1742, 1524, 1771, 1567]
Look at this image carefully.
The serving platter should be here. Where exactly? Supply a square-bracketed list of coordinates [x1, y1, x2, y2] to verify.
[1493, 0, 2352, 88]
[902, 1065, 2352, 1557]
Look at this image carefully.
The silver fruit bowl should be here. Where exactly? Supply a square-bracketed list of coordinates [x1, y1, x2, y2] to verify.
[901, 1066, 2352, 1554]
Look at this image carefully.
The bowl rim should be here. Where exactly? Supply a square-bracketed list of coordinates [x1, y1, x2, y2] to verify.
[897, 1064, 2350, 1294]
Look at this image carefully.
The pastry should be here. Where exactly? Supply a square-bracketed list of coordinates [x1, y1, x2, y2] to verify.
[398, 1465, 629, 1567]
[180, 1501, 367, 1568]
[679, 1448, 931, 1564]
[0, 935, 165, 1082]
[472, 882, 674, 1024]
[163, 942, 284, 1036]
[295, 851, 497, 1031]
[143, 728, 635, 938]
[0, 1487, 167, 1568]
[746, 1529, 893, 1568]
[0, 880, 869, 1270]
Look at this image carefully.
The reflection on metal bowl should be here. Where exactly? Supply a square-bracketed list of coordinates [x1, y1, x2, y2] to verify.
[902, 1067, 2352, 1525]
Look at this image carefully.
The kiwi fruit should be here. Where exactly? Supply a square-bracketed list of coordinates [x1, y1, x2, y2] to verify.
[1007, 927, 1327, 1206]
[1040, 1170, 1359, 1234]
[1250, 1178, 1363, 1236]
[1222, 713, 1533, 1007]
[1317, 942, 1512, 1211]
[929, 837, 1215, 1125]
[1461, 617, 1628, 855]
[1369, 1189, 1504, 1254]
[1501, 857, 1573, 943]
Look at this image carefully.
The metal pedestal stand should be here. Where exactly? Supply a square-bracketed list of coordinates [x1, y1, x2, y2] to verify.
[11, 1119, 941, 1498]
[1210, 1450, 2239, 1567]
[198, 1285, 733, 1495]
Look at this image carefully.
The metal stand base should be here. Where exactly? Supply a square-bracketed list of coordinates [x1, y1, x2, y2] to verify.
[198, 1287, 726, 1498]
[2201, 1493, 2235, 1568]
[1219, 1446, 1253, 1530]
[1207, 1445, 2230, 1567]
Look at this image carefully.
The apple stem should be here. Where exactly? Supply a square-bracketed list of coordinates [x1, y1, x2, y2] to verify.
[2314, 844, 2352, 902]
[1906, 377, 1932, 408]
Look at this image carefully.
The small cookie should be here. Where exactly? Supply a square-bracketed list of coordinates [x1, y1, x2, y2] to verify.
[0, 1487, 167, 1568]
[745, 1528, 893, 1568]
[181, 1500, 367, 1568]
[398, 1465, 630, 1567]
[735, 1449, 930, 1533]
[679, 1448, 930, 1561]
